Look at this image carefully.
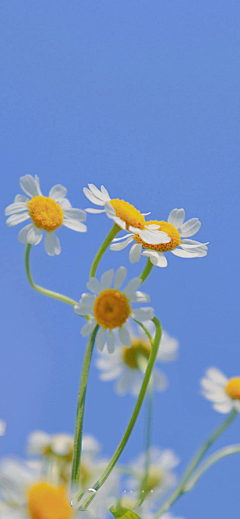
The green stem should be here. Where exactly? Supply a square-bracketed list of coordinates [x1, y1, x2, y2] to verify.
[25, 244, 77, 306]
[78, 317, 162, 510]
[137, 379, 154, 506]
[153, 409, 237, 518]
[89, 224, 120, 278]
[185, 443, 240, 492]
[71, 326, 99, 487]
[140, 258, 154, 284]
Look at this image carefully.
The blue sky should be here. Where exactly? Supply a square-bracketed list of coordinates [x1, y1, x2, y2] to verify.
[1, 2, 240, 518]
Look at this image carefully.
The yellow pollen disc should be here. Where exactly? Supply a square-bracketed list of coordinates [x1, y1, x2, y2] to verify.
[225, 378, 240, 400]
[122, 339, 151, 369]
[28, 196, 64, 232]
[140, 467, 163, 496]
[93, 289, 131, 329]
[135, 220, 181, 252]
[28, 482, 72, 519]
[110, 199, 145, 230]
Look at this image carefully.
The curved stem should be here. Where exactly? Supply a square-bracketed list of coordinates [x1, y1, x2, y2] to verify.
[89, 224, 120, 278]
[71, 326, 99, 487]
[153, 409, 238, 518]
[78, 317, 162, 509]
[25, 244, 77, 306]
[185, 443, 240, 492]
[140, 258, 154, 284]
[137, 379, 154, 506]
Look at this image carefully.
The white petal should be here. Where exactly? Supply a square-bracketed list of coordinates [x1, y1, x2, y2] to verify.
[213, 401, 233, 414]
[18, 224, 33, 244]
[88, 183, 106, 201]
[123, 277, 142, 298]
[99, 366, 123, 380]
[142, 249, 160, 265]
[201, 389, 228, 403]
[157, 331, 179, 362]
[104, 201, 116, 217]
[131, 227, 170, 245]
[107, 330, 115, 353]
[63, 219, 87, 232]
[131, 307, 154, 322]
[113, 216, 127, 229]
[129, 291, 150, 303]
[96, 327, 106, 352]
[81, 293, 96, 305]
[5, 202, 28, 215]
[74, 304, 93, 316]
[58, 198, 72, 210]
[206, 368, 228, 385]
[44, 232, 61, 256]
[20, 175, 41, 197]
[27, 431, 51, 455]
[85, 208, 106, 214]
[114, 266, 127, 290]
[112, 234, 132, 242]
[14, 194, 28, 203]
[179, 218, 201, 237]
[101, 269, 114, 289]
[110, 237, 133, 251]
[153, 252, 168, 268]
[115, 371, 133, 395]
[168, 208, 185, 229]
[0, 420, 6, 437]
[6, 212, 30, 227]
[129, 243, 142, 263]
[100, 185, 111, 201]
[81, 319, 96, 337]
[153, 369, 168, 391]
[83, 187, 105, 206]
[180, 239, 208, 250]
[64, 208, 86, 221]
[87, 278, 102, 295]
[27, 225, 43, 245]
[49, 184, 67, 201]
[171, 248, 202, 258]
[119, 326, 131, 347]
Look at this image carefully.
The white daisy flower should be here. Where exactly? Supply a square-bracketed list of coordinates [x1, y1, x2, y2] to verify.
[96, 321, 179, 396]
[5, 175, 87, 256]
[126, 447, 180, 503]
[27, 431, 74, 458]
[74, 267, 154, 353]
[83, 183, 170, 246]
[0, 419, 6, 437]
[200, 368, 240, 414]
[110, 208, 208, 268]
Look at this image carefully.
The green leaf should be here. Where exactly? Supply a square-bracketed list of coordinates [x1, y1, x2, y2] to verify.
[109, 506, 141, 519]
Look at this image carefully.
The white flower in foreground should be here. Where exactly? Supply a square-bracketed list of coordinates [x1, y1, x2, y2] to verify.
[201, 368, 240, 413]
[83, 183, 170, 246]
[0, 419, 6, 437]
[96, 321, 179, 396]
[111, 208, 208, 268]
[74, 267, 154, 353]
[126, 447, 179, 503]
[5, 175, 87, 255]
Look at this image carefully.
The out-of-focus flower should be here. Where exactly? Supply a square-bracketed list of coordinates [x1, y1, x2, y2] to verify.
[96, 321, 179, 396]
[5, 175, 87, 255]
[201, 368, 240, 413]
[111, 208, 208, 267]
[75, 267, 154, 353]
[0, 420, 6, 437]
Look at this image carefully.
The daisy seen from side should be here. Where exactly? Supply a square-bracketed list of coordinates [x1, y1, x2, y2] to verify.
[200, 368, 240, 414]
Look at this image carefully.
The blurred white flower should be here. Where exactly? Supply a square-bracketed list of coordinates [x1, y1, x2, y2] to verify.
[201, 368, 240, 413]
[0, 420, 6, 437]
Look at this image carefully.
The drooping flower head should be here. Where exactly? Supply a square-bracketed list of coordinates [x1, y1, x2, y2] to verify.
[201, 368, 240, 413]
[111, 208, 208, 267]
[5, 175, 87, 255]
[74, 267, 154, 353]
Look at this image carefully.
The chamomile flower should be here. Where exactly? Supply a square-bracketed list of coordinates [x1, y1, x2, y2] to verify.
[5, 175, 87, 256]
[111, 208, 208, 267]
[201, 368, 240, 413]
[74, 267, 154, 353]
[83, 183, 170, 246]
[96, 321, 179, 396]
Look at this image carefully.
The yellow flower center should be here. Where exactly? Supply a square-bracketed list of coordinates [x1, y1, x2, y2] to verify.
[135, 220, 181, 252]
[140, 467, 163, 496]
[121, 496, 137, 509]
[226, 378, 240, 400]
[28, 482, 72, 519]
[93, 289, 131, 329]
[122, 339, 151, 369]
[28, 196, 64, 231]
[110, 199, 145, 230]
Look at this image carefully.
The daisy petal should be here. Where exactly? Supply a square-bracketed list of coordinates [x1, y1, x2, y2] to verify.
[213, 401, 233, 414]
[123, 277, 142, 298]
[74, 304, 93, 316]
[101, 269, 114, 289]
[49, 184, 67, 201]
[129, 291, 150, 303]
[63, 219, 87, 232]
[83, 188, 105, 206]
[114, 267, 127, 289]
[87, 278, 102, 295]
[105, 201, 116, 218]
[107, 330, 115, 353]
[100, 185, 111, 201]
[171, 248, 201, 258]
[20, 175, 41, 197]
[179, 218, 201, 237]
[58, 198, 72, 210]
[81, 319, 96, 337]
[206, 368, 228, 385]
[131, 307, 154, 322]
[153, 369, 168, 391]
[88, 184, 106, 201]
[113, 216, 126, 230]
[44, 232, 61, 256]
[14, 194, 28, 203]
[110, 237, 134, 251]
[64, 209, 86, 221]
[129, 243, 142, 263]
[27, 226, 43, 245]
[6, 212, 30, 227]
[18, 224, 33, 244]
[5, 202, 28, 215]
[96, 327, 106, 352]
[85, 208, 106, 214]
[81, 293, 96, 305]
[168, 208, 185, 229]
[119, 326, 131, 347]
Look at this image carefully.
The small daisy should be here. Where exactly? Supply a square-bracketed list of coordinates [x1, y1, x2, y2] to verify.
[5, 175, 87, 256]
[111, 208, 208, 267]
[96, 321, 179, 396]
[74, 267, 154, 353]
[200, 368, 240, 414]
[126, 447, 179, 503]
[83, 183, 170, 246]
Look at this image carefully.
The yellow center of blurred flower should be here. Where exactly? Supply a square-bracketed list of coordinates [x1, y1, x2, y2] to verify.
[80, 463, 91, 490]
[135, 220, 181, 252]
[140, 467, 163, 496]
[121, 496, 137, 509]
[225, 378, 240, 400]
[110, 199, 145, 230]
[122, 340, 151, 369]
[28, 482, 72, 519]
[28, 196, 64, 231]
[93, 289, 131, 329]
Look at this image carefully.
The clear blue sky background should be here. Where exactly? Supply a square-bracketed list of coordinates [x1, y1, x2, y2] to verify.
[1, 2, 240, 518]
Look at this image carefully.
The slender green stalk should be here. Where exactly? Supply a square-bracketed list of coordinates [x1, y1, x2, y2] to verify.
[25, 244, 77, 306]
[140, 258, 154, 284]
[153, 409, 238, 518]
[89, 224, 120, 278]
[78, 317, 162, 510]
[71, 326, 99, 487]
[185, 443, 240, 492]
[137, 379, 154, 506]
